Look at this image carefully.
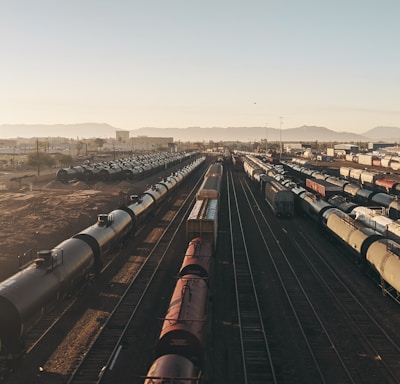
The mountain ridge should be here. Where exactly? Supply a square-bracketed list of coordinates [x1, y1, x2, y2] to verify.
[0, 123, 399, 142]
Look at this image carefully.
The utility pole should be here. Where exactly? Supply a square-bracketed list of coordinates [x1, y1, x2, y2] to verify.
[279, 116, 283, 160]
[36, 138, 40, 176]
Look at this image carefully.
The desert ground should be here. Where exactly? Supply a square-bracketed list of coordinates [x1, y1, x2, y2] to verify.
[0, 168, 172, 282]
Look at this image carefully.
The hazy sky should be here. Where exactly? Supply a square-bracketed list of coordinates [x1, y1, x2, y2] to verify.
[1, 1, 399, 134]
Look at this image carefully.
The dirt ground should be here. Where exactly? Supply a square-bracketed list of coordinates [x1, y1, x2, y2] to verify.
[0, 168, 170, 282]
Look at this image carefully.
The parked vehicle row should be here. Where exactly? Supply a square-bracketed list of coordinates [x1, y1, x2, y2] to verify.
[56, 151, 193, 183]
[242, 154, 400, 303]
[244, 155, 294, 217]
[143, 161, 223, 383]
[293, 186, 400, 303]
[0, 157, 205, 368]
[283, 161, 400, 220]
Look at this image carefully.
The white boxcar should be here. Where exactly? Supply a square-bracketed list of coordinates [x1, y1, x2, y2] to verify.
[340, 167, 352, 179]
[186, 198, 218, 247]
[358, 154, 373, 166]
[360, 171, 384, 187]
[349, 168, 363, 183]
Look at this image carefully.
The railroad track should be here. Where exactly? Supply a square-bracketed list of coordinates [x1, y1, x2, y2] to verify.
[239, 170, 400, 383]
[226, 170, 277, 384]
[66, 172, 205, 384]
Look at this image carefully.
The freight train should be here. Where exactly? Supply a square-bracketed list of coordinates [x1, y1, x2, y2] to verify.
[143, 238, 213, 384]
[143, 162, 222, 383]
[283, 161, 400, 220]
[0, 157, 206, 368]
[56, 152, 193, 184]
[293, 186, 400, 302]
[244, 155, 294, 216]
[242, 155, 400, 303]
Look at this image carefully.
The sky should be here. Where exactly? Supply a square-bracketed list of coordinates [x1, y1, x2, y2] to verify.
[1, 1, 400, 134]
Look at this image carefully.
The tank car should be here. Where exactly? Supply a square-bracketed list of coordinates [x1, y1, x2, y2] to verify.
[155, 275, 208, 367]
[324, 210, 382, 257]
[297, 192, 332, 222]
[179, 238, 213, 278]
[56, 166, 80, 183]
[328, 195, 359, 214]
[324, 176, 349, 191]
[366, 239, 400, 295]
[0, 238, 94, 356]
[354, 188, 375, 205]
[73, 209, 134, 264]
[142, 183, 169, 207]
[144, 354, 200, 384]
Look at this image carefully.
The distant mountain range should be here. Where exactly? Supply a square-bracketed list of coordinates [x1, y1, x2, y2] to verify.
[0, 123, 399, 143]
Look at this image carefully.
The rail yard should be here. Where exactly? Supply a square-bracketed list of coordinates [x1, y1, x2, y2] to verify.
[2, 152, 400, 383]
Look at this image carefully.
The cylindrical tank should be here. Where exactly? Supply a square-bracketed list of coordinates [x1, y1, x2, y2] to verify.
[156, 275, 208, 367]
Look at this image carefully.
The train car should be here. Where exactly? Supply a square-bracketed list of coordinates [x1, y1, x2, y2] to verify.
[297, 192, 332, 222]
[305, 178, 343, 199]
[144, 354, 200, 384]
[328, 195, 359, 214]
[56, 166, 86, 183]
[349, 168, 363, 183]
[196, 175, 221, 200]
[142, 183, 169, 206]
[351, 206, 392, 233]
[339, 167, 352, 179]
[205, 163, 223, 178]
[179, 238, 213, 278]
[354, 188, 376, 205]
[73, 209, 134, 264]
[366, 239, 400, 296]
[324, 176, 349, 191]
[360, 170, 384, 188]
[155, 275, 208, 367]
[243, 157, 263, 181]
[375, 179, 400, 195]
[0, 238, 94, 357]
[370, 193, 400, 219]
[186, 199, 218, 247]
[324, 210, 383, 257]
[263, 178, 294, 217]
[0, 157, 206, 368]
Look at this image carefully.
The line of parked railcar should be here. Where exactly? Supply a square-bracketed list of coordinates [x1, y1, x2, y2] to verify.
[143, 237, 213, 384]
[56, 152, 194, 184]
[292, 187, 400, 302]
[242, 155, 400, 303]
[283, 161, 400, 220]
[143, 163, 221, 383]
[243, 155, 294, 217]
[187, 162, 223, 247]
[0, 157, 206, 369]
